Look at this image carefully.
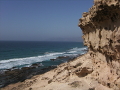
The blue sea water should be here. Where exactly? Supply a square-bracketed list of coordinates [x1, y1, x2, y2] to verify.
[0, 41, 87, 70]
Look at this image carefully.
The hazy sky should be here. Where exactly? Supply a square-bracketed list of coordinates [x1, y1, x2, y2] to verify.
[0, 0, 93, 42]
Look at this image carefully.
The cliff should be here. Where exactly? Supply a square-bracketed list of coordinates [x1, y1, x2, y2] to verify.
[78, 0, 120, 89]
[1, 0, 120, 90]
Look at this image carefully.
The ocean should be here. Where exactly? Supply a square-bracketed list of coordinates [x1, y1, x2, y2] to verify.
[0, 41, 87, 71]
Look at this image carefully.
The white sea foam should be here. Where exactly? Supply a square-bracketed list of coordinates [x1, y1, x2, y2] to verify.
[67, 47, 87, 55]
[0, 52, 66, 70]
[68, 47, 87, 51]
[0, 47, 87, 70]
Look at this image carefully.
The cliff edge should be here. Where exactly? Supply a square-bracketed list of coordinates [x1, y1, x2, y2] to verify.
[1, 0, 120, 90]
[79, 0, 120, 89]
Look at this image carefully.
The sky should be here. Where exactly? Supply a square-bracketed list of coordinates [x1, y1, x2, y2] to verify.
[0, 0, 93, 42]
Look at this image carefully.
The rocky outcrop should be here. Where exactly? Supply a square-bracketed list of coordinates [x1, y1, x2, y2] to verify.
[0, 54, 97, 90]
[1, 0, 120, 90]
[78, 0, 120, 90]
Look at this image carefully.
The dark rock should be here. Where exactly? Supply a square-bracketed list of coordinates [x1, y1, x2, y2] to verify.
[56, 56, 69, 59]
[0, 65, 57, 88]
[50, 56, 70, 61]
[50, 59, 56, 61]
[31, 63, 41, 67]
[48, 79, 52, 84]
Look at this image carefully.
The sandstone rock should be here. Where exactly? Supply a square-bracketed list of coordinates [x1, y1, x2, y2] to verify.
[68, 81, 83, 88]
[1, 0, 120, 90]
[75, 67, 93, 77]
[78, 0, 120, 90]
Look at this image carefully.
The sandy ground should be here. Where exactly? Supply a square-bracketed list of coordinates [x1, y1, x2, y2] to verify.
[0, 53, 113, 90]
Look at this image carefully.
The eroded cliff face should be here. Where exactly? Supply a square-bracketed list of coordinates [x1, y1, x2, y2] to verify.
[1, 0, 120, 90]
[79, 0, 120, 89]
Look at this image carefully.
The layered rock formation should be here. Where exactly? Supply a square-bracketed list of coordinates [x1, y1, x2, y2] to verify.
[78, 0, 120, 89]
[1, 0, 120, 90]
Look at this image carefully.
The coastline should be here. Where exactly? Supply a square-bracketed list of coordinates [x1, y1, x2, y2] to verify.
[0, 41, 87, 88]
[0, 53, 112, 90]
[0, 53, 94, 90]
[1, 0, 120, 90]
[0, 53, 84, 88]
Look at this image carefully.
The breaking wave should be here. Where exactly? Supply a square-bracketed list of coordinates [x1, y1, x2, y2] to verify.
[0, 47, 87, 70]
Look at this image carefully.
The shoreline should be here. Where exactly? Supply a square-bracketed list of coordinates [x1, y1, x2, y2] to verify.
[0, 53, 85, 88]
[1, 0, 120, 90]
[0, 53, 92, 90]
[1, 53, 112, 90]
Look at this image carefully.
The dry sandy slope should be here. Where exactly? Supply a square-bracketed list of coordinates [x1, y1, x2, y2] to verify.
[1, 53, 113, 90]
[1, 0, 120, 89]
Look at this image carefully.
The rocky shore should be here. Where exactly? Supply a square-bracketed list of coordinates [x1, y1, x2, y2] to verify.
[0, 54, 81, 88]
[1, 0, 120, 90]
[0, 63, 57, 88]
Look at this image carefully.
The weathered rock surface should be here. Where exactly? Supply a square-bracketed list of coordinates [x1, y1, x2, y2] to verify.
[78, 0, 120, 90]
[0, 54, 112, 90]
[1, 0, 120, 90]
